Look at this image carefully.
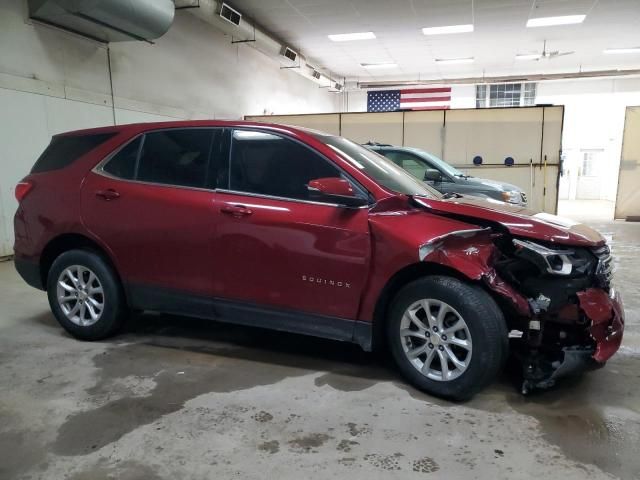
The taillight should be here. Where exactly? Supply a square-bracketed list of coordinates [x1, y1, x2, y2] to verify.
[15, 181, 33, 202]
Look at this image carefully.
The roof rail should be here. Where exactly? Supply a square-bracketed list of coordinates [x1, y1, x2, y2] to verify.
[362, 141, 393, 147]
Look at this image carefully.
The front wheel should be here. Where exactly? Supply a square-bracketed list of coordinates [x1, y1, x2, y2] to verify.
[387, 276, 508, 401]
[47, 249, 127, 340]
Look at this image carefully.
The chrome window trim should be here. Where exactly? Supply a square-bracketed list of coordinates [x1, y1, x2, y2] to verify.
[93, 127, 223, 194]
[216, 188, 372, 209]
[92, 126, 374, 207]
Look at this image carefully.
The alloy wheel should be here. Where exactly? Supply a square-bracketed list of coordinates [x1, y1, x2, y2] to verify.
[399, 299, 472, 381]
[56, 265, 105, 327]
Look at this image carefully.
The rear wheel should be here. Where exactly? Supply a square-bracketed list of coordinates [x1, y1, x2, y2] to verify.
[47, 249, 126, 340]
[387, 276, 508, 401]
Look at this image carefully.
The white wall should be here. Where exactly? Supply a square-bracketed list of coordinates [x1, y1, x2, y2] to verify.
[0, 0, 340, 256]
[536, 77, 640, 203]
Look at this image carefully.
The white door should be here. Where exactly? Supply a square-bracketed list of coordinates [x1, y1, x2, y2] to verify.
[576, 150, 602, 200]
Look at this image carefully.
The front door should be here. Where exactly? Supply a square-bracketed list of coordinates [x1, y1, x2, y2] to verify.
[212, 129, 370, 320]
[81, 128, 223, 297]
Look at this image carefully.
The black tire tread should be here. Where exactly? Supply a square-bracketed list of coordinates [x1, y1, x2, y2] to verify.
[46, 249, 126, 341]
[387, 275, 508, 401]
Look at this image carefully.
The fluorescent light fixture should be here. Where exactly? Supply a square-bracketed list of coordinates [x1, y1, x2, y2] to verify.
[604, 47, 640, 54]
[328, 31, 376, 42]
[526, 15, 586, 27]
[516, 53, 542, 60]
[361, 62, 398, 69]
[422, 24, 474, 35]
[435, 57, 474, 65]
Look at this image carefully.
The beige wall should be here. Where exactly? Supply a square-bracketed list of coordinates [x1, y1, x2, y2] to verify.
[247, 106, 563, 213]
[615, 106, 640, 220]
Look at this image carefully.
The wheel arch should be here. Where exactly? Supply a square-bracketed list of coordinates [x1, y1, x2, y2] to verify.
[371, 261, 511, 350]
[39, 233, 125, 298]
[371, 261, 467, 350]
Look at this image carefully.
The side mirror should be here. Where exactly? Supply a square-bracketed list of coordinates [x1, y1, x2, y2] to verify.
[423, 169, 442, 182]
[307, 177, 368, 208]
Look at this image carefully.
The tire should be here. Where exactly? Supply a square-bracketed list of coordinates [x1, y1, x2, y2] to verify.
[47, 249, 127, 340]
[387, 275, 508, 401]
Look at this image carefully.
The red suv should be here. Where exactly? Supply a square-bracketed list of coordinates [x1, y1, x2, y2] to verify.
[14, 121, 624, 399]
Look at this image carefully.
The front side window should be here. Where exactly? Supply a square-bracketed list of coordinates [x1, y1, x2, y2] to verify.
[382, 151, 435, 181]
[314, 135, 442, 198]
[228, 130, 343, 201]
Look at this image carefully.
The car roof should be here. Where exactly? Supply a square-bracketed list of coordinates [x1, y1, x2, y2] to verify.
[55, 120, 331, 138]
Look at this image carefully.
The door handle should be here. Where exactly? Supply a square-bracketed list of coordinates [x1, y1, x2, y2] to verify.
[220, 204, 253, 217]
[95, 189, 120, 201]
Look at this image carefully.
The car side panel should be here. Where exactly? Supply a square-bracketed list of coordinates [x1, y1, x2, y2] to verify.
[358, 203, 484, 322]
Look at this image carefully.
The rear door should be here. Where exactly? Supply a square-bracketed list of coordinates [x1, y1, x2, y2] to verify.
[81, 128, 223, 298]
[211, 129, 371, 320]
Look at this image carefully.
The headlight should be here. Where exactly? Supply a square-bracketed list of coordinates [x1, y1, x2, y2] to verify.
[513, 239, 593, 276]
[501, 190, 523, 204]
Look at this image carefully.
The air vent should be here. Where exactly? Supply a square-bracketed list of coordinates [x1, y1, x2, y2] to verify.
[282, 47, 298, 62]
[311, 70, 321, 80]
[219, 3, 241, 26]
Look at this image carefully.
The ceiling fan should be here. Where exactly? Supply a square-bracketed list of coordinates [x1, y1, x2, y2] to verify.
[517, 40, 575, 60]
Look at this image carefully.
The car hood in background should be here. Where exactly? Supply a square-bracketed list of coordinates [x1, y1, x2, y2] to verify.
[413, 195, 604, 247]
[461, 176, 522, 193]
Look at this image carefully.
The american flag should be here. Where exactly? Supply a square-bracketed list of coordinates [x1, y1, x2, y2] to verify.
[367, 87, 452, 112]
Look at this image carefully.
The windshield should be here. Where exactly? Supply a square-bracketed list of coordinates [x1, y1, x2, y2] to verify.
[412, 149, 466, 178]
[314, 135, 442, 198]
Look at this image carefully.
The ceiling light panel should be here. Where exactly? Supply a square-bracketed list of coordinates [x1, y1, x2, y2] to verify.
[515, 54, 542, 60]
[422, 24, 474, 35]
[435, 57, 474, 65]
[361, 63, 398, 69]
[526, 15, 586, 27]
[604, 47, 640, 54]
[328, 32, 376, 42]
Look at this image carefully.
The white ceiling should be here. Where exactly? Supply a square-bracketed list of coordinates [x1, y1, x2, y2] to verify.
[227, 0, 640, 82]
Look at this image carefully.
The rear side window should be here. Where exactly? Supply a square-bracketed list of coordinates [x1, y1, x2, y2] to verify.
[31, 133, 115, 173]
[137, 130, 214, 188]
[101, 129, 218, 189]
[103, 137, 141, 180]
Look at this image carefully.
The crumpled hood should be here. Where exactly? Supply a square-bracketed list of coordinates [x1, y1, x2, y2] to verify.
[413, 195, 605, 247]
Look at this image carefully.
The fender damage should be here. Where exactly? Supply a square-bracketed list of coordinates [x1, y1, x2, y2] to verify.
[411, 198, 625, 393]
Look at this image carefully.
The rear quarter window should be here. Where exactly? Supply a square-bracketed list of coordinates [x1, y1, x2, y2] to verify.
[31, 133, 115, 174]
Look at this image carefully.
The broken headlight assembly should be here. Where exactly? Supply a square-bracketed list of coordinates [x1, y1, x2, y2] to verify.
[512, 239, 595, 276]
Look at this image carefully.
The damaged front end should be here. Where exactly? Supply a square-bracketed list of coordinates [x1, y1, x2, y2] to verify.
[418, 226, 625, 394]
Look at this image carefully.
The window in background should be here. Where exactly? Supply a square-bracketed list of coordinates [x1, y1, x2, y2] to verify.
[475, 83, 537, 108]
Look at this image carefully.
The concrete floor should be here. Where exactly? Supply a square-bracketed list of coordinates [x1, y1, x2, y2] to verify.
[1, 222, 639, 480]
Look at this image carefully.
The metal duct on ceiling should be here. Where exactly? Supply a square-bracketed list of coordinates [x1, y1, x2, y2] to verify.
[176, 0, 341, 90]
[28, 0, 175, 43]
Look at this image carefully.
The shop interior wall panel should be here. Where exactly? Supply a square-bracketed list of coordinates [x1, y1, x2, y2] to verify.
[615, 106, 640, 220]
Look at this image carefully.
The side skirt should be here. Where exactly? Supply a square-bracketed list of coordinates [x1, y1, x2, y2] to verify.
[128, 284, 373, 351]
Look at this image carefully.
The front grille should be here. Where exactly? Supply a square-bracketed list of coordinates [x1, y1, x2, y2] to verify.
[520, 192, 528, 204]
[592, 244, 614, 286]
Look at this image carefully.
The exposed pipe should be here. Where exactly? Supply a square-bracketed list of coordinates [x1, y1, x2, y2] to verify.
[357, 69, 640, 90]
[106, 45, 116, 125]
[174, 0, 342, 91]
